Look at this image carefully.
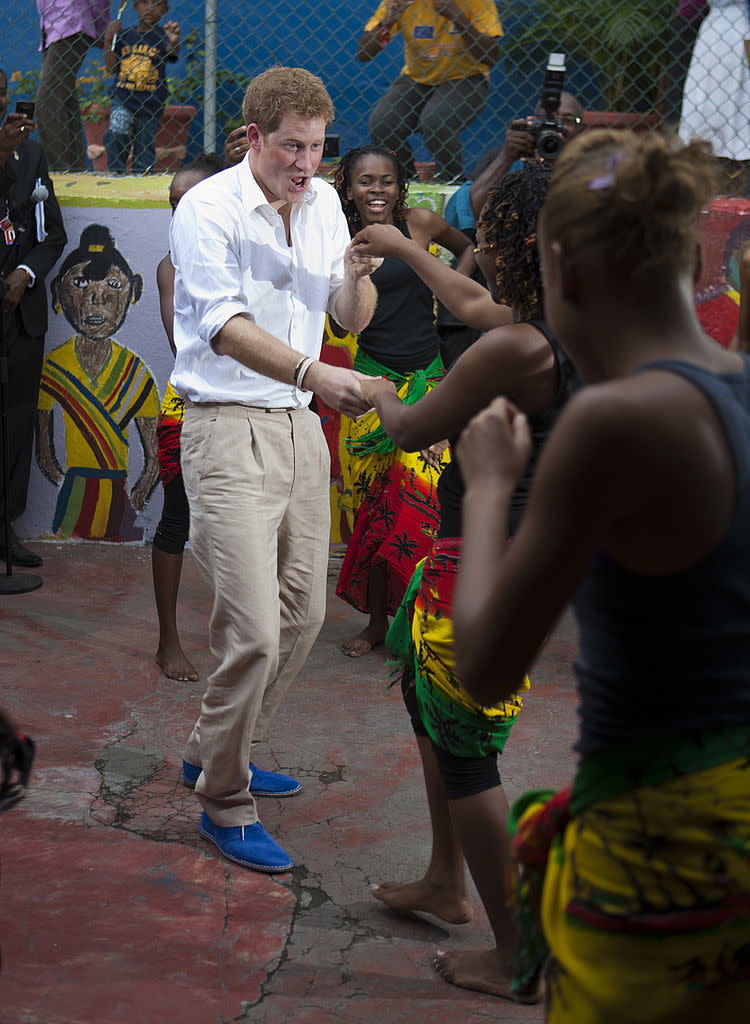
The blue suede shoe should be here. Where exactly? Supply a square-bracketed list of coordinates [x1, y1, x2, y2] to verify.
[199, 812, 293, 872]
[182, 760, 301, 797]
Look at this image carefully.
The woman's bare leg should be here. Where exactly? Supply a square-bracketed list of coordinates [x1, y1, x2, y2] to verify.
[153, 545, 198, 681]
[371, 734, 473, 924]
[434, 784, 540, 1001]
[341, 563, 389, 657]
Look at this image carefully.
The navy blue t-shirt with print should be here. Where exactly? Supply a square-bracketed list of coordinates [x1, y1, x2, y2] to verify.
[109, 26, 177, 115]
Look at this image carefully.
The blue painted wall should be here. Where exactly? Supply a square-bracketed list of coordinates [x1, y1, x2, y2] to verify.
[5, 2, 601, 175]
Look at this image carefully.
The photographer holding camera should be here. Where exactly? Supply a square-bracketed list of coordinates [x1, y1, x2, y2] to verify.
[437, 62, 583, 367]
[465, 89, 584, 225]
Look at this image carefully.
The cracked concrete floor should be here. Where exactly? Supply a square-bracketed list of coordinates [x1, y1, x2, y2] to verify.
[1, 543, 579, 1024]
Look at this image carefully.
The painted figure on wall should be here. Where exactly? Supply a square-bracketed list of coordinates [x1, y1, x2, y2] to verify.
[695, 215, 750, 348]
[36, 224, 160, 540]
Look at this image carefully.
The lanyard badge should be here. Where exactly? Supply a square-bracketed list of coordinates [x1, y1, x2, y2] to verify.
[0, 216, 15, 245]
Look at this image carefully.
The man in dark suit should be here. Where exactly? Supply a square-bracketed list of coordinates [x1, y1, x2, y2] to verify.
[0, 68, 66, 566]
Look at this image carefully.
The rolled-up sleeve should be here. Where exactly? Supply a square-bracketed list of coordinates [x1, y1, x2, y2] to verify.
[170, 194, 250, 350]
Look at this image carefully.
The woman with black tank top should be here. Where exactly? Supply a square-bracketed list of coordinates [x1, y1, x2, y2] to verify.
[453, 133, 750, 1019]
[332, 146, 472, 658]
[353, 163, 579, 1003]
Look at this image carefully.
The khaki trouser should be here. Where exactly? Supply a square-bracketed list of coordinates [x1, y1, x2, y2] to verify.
[181, 403, 330, 826]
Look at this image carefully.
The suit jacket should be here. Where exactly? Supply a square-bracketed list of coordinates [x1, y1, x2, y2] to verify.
[0, 137, 67, 338]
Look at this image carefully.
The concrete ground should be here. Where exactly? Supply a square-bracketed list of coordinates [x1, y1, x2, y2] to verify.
[1, 543, 579, 1024]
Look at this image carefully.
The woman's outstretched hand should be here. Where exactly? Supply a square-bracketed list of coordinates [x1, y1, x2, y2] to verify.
[351, 223, 409, 258]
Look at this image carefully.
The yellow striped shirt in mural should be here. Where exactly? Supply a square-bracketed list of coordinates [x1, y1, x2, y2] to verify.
[38, 336, 159, 472]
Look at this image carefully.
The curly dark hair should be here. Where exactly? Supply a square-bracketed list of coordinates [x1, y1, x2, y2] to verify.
[333, 145, 409, 235]
[480, 161, 552, 323]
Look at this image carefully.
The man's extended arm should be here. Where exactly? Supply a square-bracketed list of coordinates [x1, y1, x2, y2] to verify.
[212, 313, 373, 419]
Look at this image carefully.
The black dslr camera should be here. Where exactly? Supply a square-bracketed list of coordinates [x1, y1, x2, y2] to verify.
[519, 52, 567, 162]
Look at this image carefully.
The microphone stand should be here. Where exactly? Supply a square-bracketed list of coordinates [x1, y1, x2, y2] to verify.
[0, 275, 42, 594]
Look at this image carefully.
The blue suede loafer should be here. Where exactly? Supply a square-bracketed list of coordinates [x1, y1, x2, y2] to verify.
[199, 812, 293, 872]
[182, 759, 301, 797]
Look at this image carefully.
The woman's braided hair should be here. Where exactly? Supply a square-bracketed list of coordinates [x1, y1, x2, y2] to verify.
[480, 161, 551, 323]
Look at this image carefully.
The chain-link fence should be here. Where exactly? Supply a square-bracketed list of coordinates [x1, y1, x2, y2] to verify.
[3, 2, 749, 192]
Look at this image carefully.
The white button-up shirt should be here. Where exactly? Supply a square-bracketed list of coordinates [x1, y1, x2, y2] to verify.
[169, 158, 350, 407]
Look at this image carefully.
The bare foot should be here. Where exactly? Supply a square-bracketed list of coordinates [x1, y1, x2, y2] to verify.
[340, 623, 386, 658]
[155, 643, 199, 682]
[433, 947, 542, 1002]
[371, 880, 473, 925]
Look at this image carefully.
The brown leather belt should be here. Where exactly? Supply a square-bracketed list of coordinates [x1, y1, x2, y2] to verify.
[185, 399, 298, 414]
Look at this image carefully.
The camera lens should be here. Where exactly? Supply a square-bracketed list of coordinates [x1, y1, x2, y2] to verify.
[536, 129, 563, 160]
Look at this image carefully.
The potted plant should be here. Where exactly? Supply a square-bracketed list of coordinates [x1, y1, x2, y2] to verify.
[497, 1, 673, 129]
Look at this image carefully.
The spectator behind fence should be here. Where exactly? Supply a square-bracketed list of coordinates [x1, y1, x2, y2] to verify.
[357, 0, 502, 183]
[680, 0, 750, 194]
[465, 91, 585, 227]
[34, 1, 111, 172]
[103, 0, 180, 175]
[661, 1, 710, 130]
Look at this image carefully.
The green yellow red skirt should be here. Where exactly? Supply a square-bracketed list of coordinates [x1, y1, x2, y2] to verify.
[510, 726, 750, 1019]
[336, 350, 448, 616]
[387, 537, 530, 758]
[156, 378, 185, 487]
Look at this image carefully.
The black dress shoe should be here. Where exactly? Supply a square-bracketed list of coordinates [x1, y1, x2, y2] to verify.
[0, 531, 43, 568]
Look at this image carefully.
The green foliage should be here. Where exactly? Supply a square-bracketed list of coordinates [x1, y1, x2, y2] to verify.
[498, 0, 674, 110]
[76, 60, 112, 124]
[8, 69, 40, 100]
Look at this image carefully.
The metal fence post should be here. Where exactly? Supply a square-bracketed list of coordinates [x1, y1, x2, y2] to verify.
[203, 0, 218, 155]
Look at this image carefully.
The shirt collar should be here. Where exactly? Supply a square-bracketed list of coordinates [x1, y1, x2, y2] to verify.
[239, 156, 318, 214]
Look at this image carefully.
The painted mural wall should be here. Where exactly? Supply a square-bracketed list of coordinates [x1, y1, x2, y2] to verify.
[23, 202, 174, 545]
[16, 185, 748, 547]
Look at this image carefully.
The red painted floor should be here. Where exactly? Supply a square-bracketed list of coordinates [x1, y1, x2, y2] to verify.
[1, 543, 579, 1023]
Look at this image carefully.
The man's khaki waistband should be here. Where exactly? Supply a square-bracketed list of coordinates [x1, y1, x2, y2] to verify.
[184, 399, 300, 413]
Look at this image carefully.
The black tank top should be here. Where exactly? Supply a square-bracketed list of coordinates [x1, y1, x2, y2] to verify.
[437, 320, 579, 538]
[574, 357, 750, 756]
[356, 220, 439, 373]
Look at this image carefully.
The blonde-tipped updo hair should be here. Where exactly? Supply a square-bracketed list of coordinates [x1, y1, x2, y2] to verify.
[539, 130, 719, 278]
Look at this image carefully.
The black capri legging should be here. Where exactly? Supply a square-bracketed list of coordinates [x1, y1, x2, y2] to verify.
[400, 664, 501, 800]
[152, 470, 190, 555]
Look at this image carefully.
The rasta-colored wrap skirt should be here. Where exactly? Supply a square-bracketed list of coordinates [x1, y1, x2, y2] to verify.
[156, 378, 185, 488]
[336, 349, 448, 616]
[386, 536, 529, 759]
[510, 725, 750, 1020]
